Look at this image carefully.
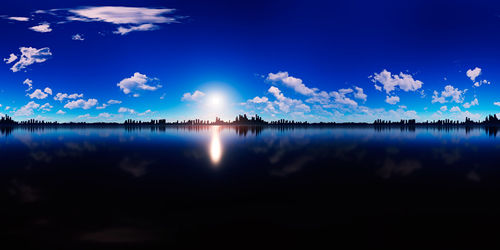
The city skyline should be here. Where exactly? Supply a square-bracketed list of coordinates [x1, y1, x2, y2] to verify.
[1, 0, 500, 123]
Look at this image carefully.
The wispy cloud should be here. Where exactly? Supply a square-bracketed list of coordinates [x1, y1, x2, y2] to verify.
[5, 47, 52, 72]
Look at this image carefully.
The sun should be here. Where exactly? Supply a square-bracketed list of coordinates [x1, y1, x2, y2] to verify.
[208, 93, 224, 109]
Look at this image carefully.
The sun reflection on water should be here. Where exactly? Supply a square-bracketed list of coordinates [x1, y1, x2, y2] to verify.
[210, 126, 222, 165]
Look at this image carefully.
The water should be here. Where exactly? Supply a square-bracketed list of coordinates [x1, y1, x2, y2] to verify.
[1, 126, 499, 248]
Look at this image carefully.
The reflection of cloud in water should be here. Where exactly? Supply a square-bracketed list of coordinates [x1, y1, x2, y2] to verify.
[377, 158, 421, 179]
[120, 157, 152, 177]
[80, 227, 156, 243]
[8, 180, 40, 203]
[270, 155, 314, 177]
[433, 147, 461, 165]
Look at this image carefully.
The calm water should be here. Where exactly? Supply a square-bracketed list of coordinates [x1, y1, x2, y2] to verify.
[1, 126, 500, 248]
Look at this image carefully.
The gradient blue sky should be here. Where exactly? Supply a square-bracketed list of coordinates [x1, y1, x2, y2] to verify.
[1, 0, 500, 122]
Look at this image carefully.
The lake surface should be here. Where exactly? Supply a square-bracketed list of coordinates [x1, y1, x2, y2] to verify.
[1, 126, 500, 248]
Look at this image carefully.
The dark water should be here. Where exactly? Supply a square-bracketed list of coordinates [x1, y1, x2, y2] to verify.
[1, 126, 500, 248]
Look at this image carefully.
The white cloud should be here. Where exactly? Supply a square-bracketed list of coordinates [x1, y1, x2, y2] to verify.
[64, 6, 177, 35]
[44, 87, 52, 95]
[7, 47, 52, 72]
[463, 98, 478, 109]
[118, 107, 136, 114]
[117, 72, 161, 96]
[354, 86, 367, 102]
[267, 72, 315, 95]
[494, 102, 500, 107]
[64, 99, 98, 109]
[14, 101, 39, 116]
[28, 89, 48, 99]
[267, 86, 311, 113]
[385, 95, 400, 105]
[440, 106, 448, 111]
[329, 89, 358, 107]
[431, 85, 466, 104]
[56, 110, 66, 114]
[72, 34, 84, 40]
[374, 84, 382, 91]
[54, 93, 83, 102]
[96, 104, 108, 110]
[68, 6, 176, 24]
[7, 17, 29, 22]
[4, 53, 18, 64]
[473, 79, 491, 87]
[29, 23, 52, 33]
[96, 99, 122, 110]
[107, 99, 122, 104]
[77, 114, 90, 119]
[38, 103, 53, 112]
[466, 67, 481, 81]
[450, 106, 461, 112]
[248, 96, 269, 103]
[23, 78, 33, 91]
[138, 109, 152, 116]
[114, 23, 158, 35]
[371, 69, 423, 94]
[181, 90, 206, 101]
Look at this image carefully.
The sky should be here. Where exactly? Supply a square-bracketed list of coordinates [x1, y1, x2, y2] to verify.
[1, 0, 500, 123]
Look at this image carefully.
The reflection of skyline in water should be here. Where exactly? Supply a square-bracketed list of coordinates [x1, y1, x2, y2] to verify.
[0, 126, 499, 247]
[1, 125, 499, 137]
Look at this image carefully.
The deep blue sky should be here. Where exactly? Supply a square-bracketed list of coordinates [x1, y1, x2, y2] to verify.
[1, 0, 500, 122]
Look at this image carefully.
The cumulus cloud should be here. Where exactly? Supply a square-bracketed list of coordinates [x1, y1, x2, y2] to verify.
[463, 98, 478, 109]
[473, 79, 490, 87]
[267, 72, 315, 95]
[14, 101, 39, 116]
[4, 53, 18, 64]
[96, 99, 122, 109]
[54, 93, 83, 102]
[72, 34, 84, 40]
[64, 99, 98, 109]
[440, 106, 448, 111]
[118, 107, 136, 114]
[29, 23, 52, 33]
[329, 89, 358, 107]
[44, 87, 52, 95]
[28, 89, 48, 99]
[354, 86, 367, 102]
[431, 85, 466, 104]
[248, 96, 269, 103]
[7, 47, 52, 72]
[494, 102, 500, 107]
[38, 103, 53, 112]
[385, 95, 400, 105]
[371, 69, 423, 94]
[450, 106, 461, 112]
[23, 78, 33, 91]
[56, 110, 66, 114]
[181, 90, 206, 101]
[268, 86, 311, 113]
[466, 67, 481, 81]
[117, 72, 161, 96]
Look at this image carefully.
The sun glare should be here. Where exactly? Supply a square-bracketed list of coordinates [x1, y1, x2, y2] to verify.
[208, 93, 224, 109]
